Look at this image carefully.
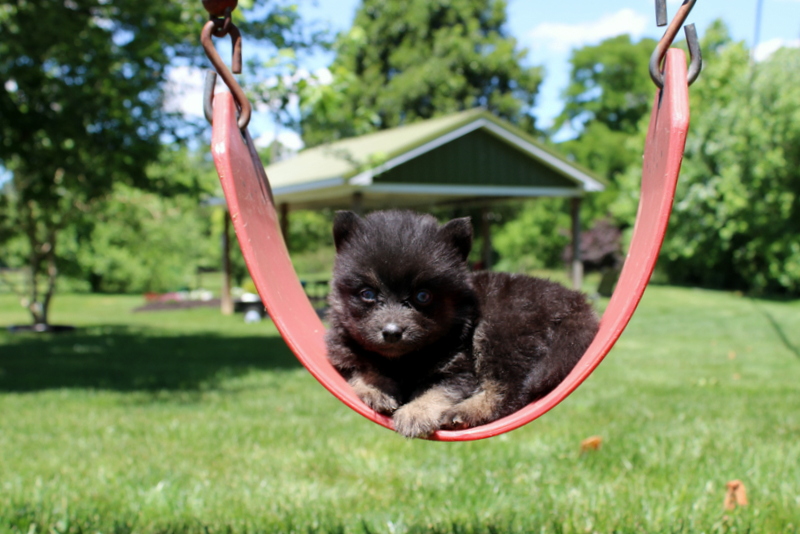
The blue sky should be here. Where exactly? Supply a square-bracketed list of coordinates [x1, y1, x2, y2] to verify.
[232, 0, 800, 146]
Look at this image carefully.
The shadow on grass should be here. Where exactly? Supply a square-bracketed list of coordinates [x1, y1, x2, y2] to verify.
[0, 325, 301, 392]
[751, 299, 800, 360]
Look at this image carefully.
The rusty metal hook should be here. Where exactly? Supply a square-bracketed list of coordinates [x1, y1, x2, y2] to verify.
[684, 23, 702, 86]
[201, 19, 251, 129]
[211, 9, 234, 39]
[649, 0, 702, 88]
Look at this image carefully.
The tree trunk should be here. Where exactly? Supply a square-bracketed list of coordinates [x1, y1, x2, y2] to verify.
[23, 201, 58, 326]
[24, 203, 44, 325]
[40, 231, 58, 325]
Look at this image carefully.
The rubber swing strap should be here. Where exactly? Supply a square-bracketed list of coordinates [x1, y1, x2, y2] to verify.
[454, 48, 691, 437]
[209, 49, 690, 442]
[435, 49, 690, 441]
[209, 95, 378, 424]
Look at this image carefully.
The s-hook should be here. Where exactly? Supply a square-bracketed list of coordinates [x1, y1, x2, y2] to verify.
[650, 0, 702, 88]
[201, 0, 252, 129]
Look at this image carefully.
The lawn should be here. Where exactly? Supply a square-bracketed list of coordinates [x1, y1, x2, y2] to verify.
[0, 284, 798, 533]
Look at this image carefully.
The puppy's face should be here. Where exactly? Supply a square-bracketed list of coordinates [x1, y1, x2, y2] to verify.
[329, 211, 475, 358]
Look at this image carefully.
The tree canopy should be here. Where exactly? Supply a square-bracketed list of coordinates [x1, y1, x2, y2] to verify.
[498, 21, 800, 296]
[299, 0, 543, 147]
[556, 34, 657, 135]
[0, 0, 308, 324]
[538, 34, 661, 235]
[612, 20, 800, 294]
[555, 35, 658, 187]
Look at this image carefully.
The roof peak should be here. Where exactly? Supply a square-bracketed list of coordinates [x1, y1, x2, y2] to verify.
[308, 107, 489, 151]
[265, 108, 604, 197]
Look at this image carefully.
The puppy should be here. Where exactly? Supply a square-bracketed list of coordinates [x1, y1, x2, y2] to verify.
[325, 210, 599, 438]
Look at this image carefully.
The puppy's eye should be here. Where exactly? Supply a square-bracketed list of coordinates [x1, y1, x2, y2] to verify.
[414, 289, 432, 305]
[360, 288, 377, 302]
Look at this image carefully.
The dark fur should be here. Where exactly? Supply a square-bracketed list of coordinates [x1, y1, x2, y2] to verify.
[325, 210, 599, 438]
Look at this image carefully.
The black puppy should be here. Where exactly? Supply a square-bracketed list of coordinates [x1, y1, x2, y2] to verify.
[325, 210, 599, 438]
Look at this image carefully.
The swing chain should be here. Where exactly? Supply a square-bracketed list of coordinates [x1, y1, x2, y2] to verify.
[650, 0, 702, 89]
[201, 0, 252, 129]
[655, 0, 667, 27]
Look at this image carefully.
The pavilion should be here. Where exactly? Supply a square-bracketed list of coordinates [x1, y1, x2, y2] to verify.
[263, 108, 604, 288]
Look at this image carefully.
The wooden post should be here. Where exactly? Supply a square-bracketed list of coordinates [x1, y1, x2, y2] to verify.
[481, 205, 492, 270]
[279, 203, 290, 249]
[352, 191, 364, 216]
[571, 197, 583, 291]
[220, 211, 234, 315]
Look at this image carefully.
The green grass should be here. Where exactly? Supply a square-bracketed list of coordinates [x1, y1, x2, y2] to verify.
[0, 285, 799, 533]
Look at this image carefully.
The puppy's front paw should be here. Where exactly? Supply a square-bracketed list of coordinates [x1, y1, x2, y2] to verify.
[441, 406, 478, 430]
[442, 389, 498, 429]
[351, 381, 399, 414]
[392, 401, 446, 439]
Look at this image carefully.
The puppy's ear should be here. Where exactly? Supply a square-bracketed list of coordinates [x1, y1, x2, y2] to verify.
[440, 217, 472, 261]
[333, 211, 362, 251]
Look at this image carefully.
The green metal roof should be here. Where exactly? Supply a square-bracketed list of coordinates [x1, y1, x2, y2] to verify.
[264, 109, 605, 210]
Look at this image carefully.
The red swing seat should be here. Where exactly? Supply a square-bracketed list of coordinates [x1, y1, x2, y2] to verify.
[209, 49, 690, 441]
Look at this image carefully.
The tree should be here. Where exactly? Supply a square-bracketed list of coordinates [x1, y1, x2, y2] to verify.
[493, 199, 571, 272]
[65, 148, 221, 294]
[298, 0, 543, 146]
[0, 0, 306, 325]
[556, 35, 658, 136]
[486, 35, 658, 274]
[555, 35, 659, 205]
[500, 35, 656, 243]
[612, 21, 800, 294]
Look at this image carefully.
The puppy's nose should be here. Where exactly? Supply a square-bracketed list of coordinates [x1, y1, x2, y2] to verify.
[381, 323, 404, 343]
